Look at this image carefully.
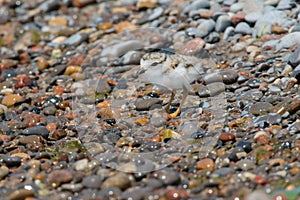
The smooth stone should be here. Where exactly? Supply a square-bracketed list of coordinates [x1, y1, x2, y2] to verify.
[3, 156, 22, 168]
[61, 183, 83, 192]
[223, 26, 235, 40]
[237, 90, 263, 101]
[82, 175, 103, 189]
[1, 94, 23, 107]
[275, 32, 300, 51]
[148, 7, 164, 21]
[205, 32, 220, 43]
[235, 22, 252, 35]
[101, 173, 131, 190]
[291, 70, 300, 83]
[245, 12, 263, 23]
[23, 125, 49, 138]
[64, 32, 88, 46]
[196, 19, 215, 38]
[236, 141, 252, 153]
[48, 169, 73, 186]
[197, 158, 215, 171]
[277, 0, 293, 10]
[245, 190, 271, 200]
[219, 132, 236, 142]
[19, 135, 41, 145]
[247, 78, 261, 88]
[74, 158, 89, 171]
[215, 15, 232, 32]
[206, 82, 226, 97]
[0, 166, 9, 179]
[121, 187, 152, 200]
[249, 102, 274, 116]
[9, 189, 34, 200]
[135, 98, 163, 111]
[43, 106, 57, 115]
[183, 0, 210, 13]
[155, 168, 180, 185]
[101, 40, 144, 58]
[230, 2, 244, 13]
[98, 187, 122, 199]
[120, 51, 143, 65]
[235, 159, 256, 171]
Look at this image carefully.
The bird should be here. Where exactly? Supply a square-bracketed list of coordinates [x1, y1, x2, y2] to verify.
[139, 49, 209, 118]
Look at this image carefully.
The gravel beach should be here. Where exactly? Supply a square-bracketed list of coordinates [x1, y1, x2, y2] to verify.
[0, 0, 299, 199]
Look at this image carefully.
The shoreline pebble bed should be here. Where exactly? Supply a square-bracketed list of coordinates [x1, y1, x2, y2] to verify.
[0, 0, 299, 199]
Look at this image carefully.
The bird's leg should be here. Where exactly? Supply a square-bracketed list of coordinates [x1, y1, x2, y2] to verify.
[169, 88, 188, 118]
[165, 89, 176, 114]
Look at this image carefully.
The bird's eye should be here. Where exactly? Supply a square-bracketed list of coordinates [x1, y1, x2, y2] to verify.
[151, 62, 159, 66]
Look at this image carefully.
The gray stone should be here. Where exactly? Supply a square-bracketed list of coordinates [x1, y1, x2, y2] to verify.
[235, 22, 252, 35]
[64, 33, 89, 46]
[215, 15, 232, 32]
[249, 102, 274, 116]
[23, 125, 49, 138]
[275, 32, 300, 51]
[183, 0, 210, 13]
[196, 19, 216, 37]
[82, 175, 103, 189]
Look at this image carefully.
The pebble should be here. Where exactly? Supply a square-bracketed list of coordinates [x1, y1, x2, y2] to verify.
[48, 169, 73, 187]
[235, 22, 252, 35]
[0, 166, 9, 180]
[64, 32, 89, 47]
[82, 175, 103, 189]
[249, 102, 274, 116]
[101, 173, 131, 190]
[215, 15, 232, 32]
[2, 156, 22, 168]
[135, 98, 163, 111]
[196, 19, 215, 38]
[154, 168, 180, 185]
[8, 189, 35, 200]
[23, 126, 50, 138]
[197, 158, 215, 171]
[1, 94, 23, 107]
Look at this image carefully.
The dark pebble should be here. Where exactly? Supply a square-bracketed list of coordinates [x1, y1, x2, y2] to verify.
[23, 125, 49, 138]
[247, 78, 261, 88]
[236, 141, 252, 153]
[2, 156, 22, 168]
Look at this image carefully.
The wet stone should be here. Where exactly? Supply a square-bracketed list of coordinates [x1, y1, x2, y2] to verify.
[23, 125, 50, 138]
[236, 141, 252, 153]
[101, 173, 131, 190]
[135, 98, 163, 111]
[2, 156, 21, 168]
[48, 169, 73, 187]
[155, 168, 180, 185]
[249, 102, 274, 116]
[0, 166, 9, 180]
[8, 189, 34, 200]
[64, 33, 89, 47]
[82, 175, 103, 189]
